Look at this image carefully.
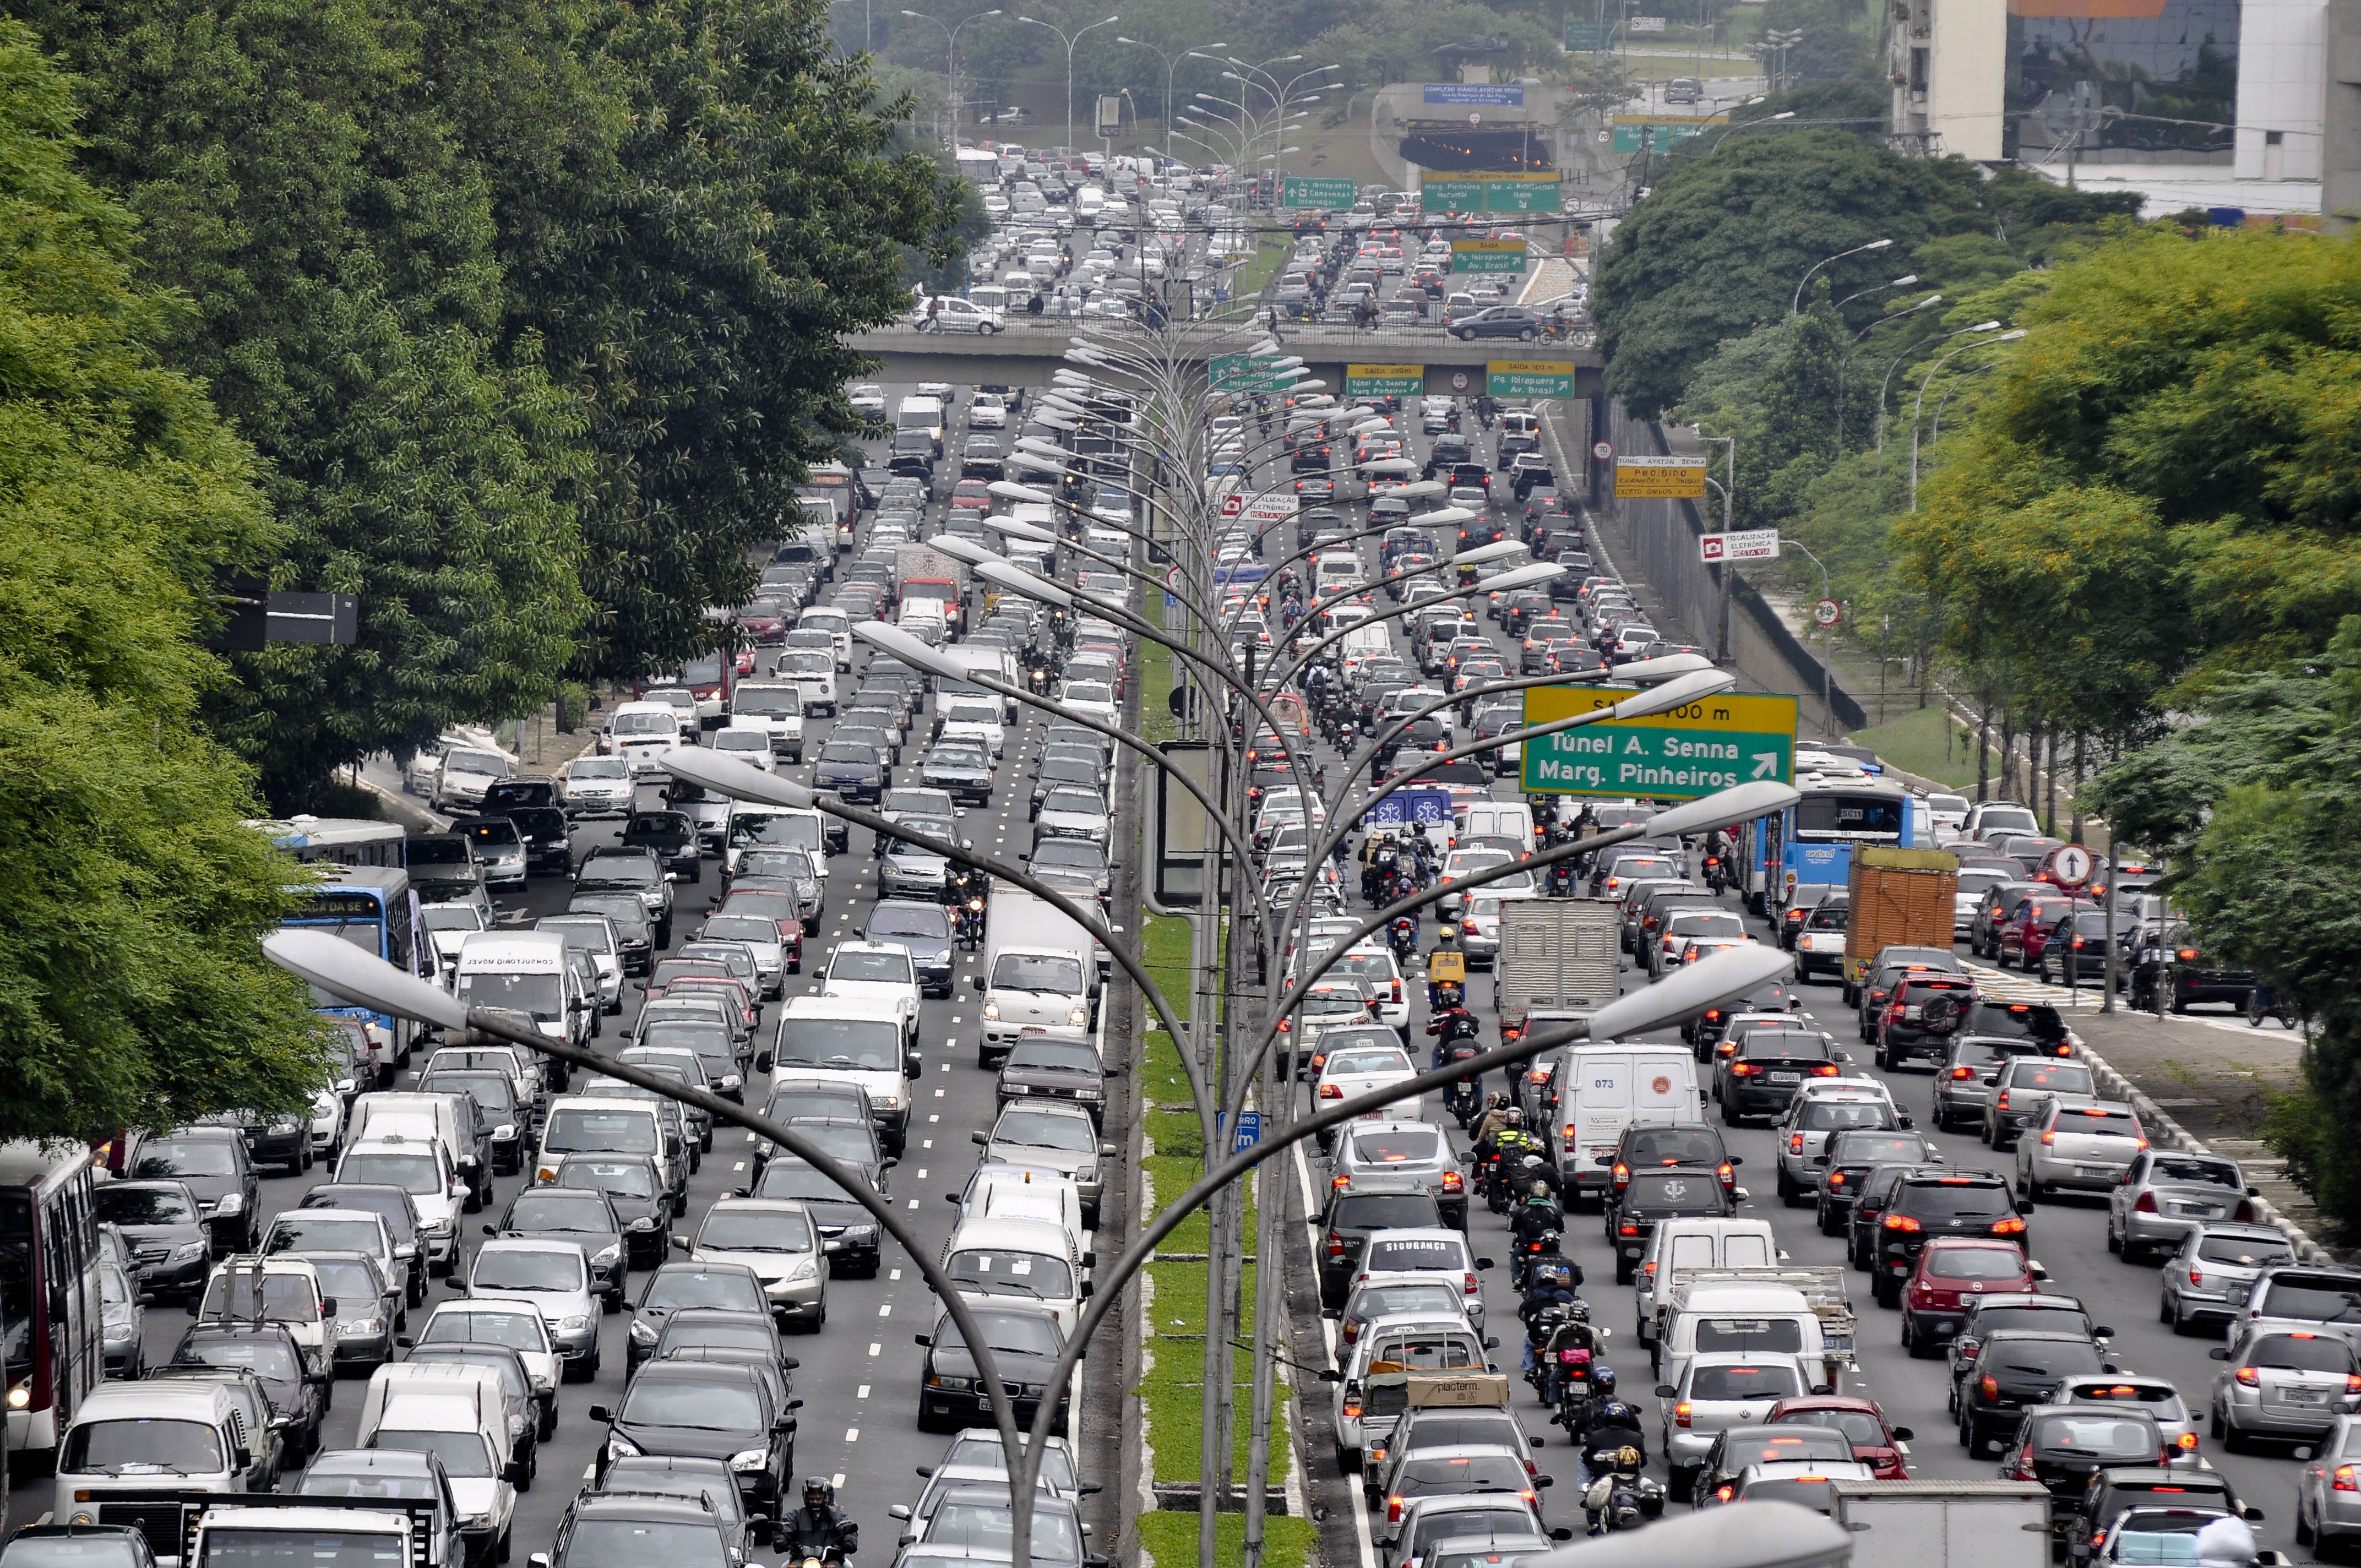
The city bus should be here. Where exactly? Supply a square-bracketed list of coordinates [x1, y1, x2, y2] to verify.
[280, 865, 425, 1070]
[0, 1141, 102, 1469]
[252, 816, 407, 869]
[1743, 775, 1914, 923]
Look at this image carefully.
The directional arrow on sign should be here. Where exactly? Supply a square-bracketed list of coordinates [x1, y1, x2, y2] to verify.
[1751, 753, 1781, 779]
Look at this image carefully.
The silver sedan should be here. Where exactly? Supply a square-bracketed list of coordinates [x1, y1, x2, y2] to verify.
[2210, 1322, 2361, 1445]
[2108, 1150, 2253, 1261]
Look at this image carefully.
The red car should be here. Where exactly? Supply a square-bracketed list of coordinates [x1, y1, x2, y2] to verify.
[1997, 894, 2082, 968]
[1766, 1395, 1913, 1479]
[1900, 1238, 2040, 1357]
[948, 479, 994, 515]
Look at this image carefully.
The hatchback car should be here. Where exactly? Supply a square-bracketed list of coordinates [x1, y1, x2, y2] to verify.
[2108, 1151, 2254, 1261]
[1900, 1238, 2043, 1355]
[2160, 1223, 2296, 1334]
[2210, 1324, 2361, 1447]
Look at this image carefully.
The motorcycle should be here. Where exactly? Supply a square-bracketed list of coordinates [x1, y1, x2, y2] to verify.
[955, 896, 986, 950]
[1583, 1458, 1664, 1534]
[1388, 916, 1419, 965]
[1027, 663, 1052, 695]
[2248, 985, 2294, 1029]
[1440, 1043, 1483, 1124]
[1703, 854, 1727, 894]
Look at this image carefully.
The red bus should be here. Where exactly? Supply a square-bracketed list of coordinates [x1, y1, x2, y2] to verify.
[0, 1142, 102, 1471]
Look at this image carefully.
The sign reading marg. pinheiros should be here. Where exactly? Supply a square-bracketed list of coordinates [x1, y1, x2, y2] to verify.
[1519, 685, 1799, 799]
[1346, 364, 1427, 397]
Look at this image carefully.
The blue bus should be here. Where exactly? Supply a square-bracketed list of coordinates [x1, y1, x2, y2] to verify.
[253, 816, 407, 869]
[1744, 775, 1913, 922]
[281, 865, 424, 1071]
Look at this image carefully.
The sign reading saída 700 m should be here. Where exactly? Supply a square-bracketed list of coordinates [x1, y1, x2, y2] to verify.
[1519, 685, 1798, 799]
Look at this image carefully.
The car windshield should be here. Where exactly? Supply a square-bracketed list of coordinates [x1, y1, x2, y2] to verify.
[337, 1150, 443, 1194]
[422, 907, 485, 935]
[831, 951, 913, 984]
[618, 1379, 764, 1431]
[990, 954, 1085, 994]
[63, 1418, 223, 1474]
[1781, 1409, 1886, 1447]
[1328, 1048, 1412, 1075]
[1351, 1282, 1464, 1320]
[1901, 1182, 2013, 1219]
[556, 1161, 658, 1200]
[266, 1214, 380, 1255]
[948, 1249, 1074, 1298]
[1994, 1340, 2108, 1379]
[474, 1250, 584, 1293]
[1007, 1042, 1101, 1074]
[1364, 1238, 1464, 1272]
[506, 1194, 611, 1233]
[1799, 1102, 1891, 1131]
[776, 1020, 901, 1071]
[132, 1141, 237, 1179]
[870, 905, 948, 938]
[97, 1186, 197, 1225]
[994, 1110, 1096, 1153]
[2030, 1414, 2157, 1458]
[645, 1271, 768, 1314]
[1622, 1130, 1722, 1167]
[1689, 1363, 1805, 1400]
[371, 1430, 493, 1478]
[176, 1333, 303, 1380]
[700, 1210, 814, 1253]
[1350, 1128, 1440, 1166]
[544, 1108, 658, 1155]
[925, 1503, 1081, 1561]
[755, 1162, 849, 1202]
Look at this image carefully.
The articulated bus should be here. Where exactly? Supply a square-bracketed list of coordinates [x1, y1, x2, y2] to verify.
[252, 816, 407, 869]
[0, 1141, 102, 1469]
[280, 865, 425, 1071]
[1744, 775, 1914, 922]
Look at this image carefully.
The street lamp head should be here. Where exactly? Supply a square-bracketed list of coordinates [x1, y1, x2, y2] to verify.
[1361, 458, 1417, 475]
[1482, 562, 1564, 594]
[1889, 274, 1919, 286]
[1995, 329, 2027, 342]
[1642, 780, 1803, 839]
[1292, 379, 1327, 391]
[662, 747, 818, 811]
[264, 928, 467, 1034]
[987, 481, 1056, 505]
[1864, 238, 1894, 251]
[1009, 454, 1071, 475]
[1967, 319, 2001, 333]
[1455, 538, 1526, 565]
[1608, 667, 1737, 720]
[975, 559, 1075, 609]
[1587, 943, 1794, 1041]
[986, 514, 1060, 544]
[1394, 480, 1445, 498]
[1771, 111, 1796, 120]
[855, 620, 968, 681]
[927, 535, 1004, 569]
[1417, 506, 1476, 526]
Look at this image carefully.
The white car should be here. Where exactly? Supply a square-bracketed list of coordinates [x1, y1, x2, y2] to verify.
[935, 697, 1005, 759]
[969, 394, 1008, 430]
[1312, 1030, 1421, 1123]
[848, 383, 887, 418]
[818, 941, 923, 1045]
[432, 747, 513, 813]
[557, 755, 634, 818]
[710, 723, 778, 773]
[1055, 679, 1117, 725]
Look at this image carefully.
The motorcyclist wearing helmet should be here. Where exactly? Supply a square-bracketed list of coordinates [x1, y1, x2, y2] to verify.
[1509, 1180, 1565, 1256]
[1469, 1094, 1515, 1146]
[1538, 1310, 1601, 1406]
[777, 1477, 860, 1563]
[1582, 1386, 1648, 1474]
[1425, 1001, 1481, 1052]
[1581, 1445, 1646, 1535]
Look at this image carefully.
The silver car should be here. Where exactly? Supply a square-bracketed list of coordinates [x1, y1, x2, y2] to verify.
[2057, 1374, 2201, 1458]
[686, 1198, 830, 1329]
[1658, 1352, 1816, 1484]
[880, 836, 954, 899]
[2160, 1224, 2297, 1334]
[2210, 1321, 2361, 1444]
[1332, 1121, 1468, 1230]
[2108, 1150, 2252, 1261]
[466, 1238, 602, 1379]
[2017, 1098, 2147, 1200]
[2297, 1413, 2361, 1552]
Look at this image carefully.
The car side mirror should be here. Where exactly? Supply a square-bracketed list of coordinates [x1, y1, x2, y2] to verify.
[755, 1052, 773, 1074]
[664, 872, 679, 883]
[2017, 1199, 2034, 1214]
[672, 1235, 691, 1250]
[890, 1505, 912, 1521]
[2209, 1347, 2231, 1360]
[482, 1224, 498, 1237]
[1316, 1369, 1342, 1383]
[914, 1333, 932, 1348]
[1656, 1384, 1677, 1399]
[1551, 1529, 1576, 1542]
[504, 1460, 529, 1485]
[2246, 1508, 2267, 1523]
[2094, 1326, 2115, 1339]
[587, 1405, 613, 1423]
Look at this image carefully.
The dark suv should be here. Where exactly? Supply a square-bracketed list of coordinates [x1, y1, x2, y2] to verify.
[1813, 1130, 1940, 1237]
[1873, 974, 1978, 1071]
[1872, 1172, 2027, 1307]
[1609, 1168, 1737, 1283]
[1954, 1331, 2112, 1456]
[1450, 305, 1541, 342]
[1608, 1124, 1737, 1202]
[1844, 1163, 1944, 1270]
[621, 810, 702, 883]
[1318, 1178, 1445, 1308]
[1716, 1028, 1841, 1124]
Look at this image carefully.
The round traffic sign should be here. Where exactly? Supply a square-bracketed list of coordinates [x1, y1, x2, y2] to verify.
[1165, 564, 1184, 590]
[1450, 372, 1471, 392]
[1812, 598, 1841, 627]
[1468, 112, 1483, 127]
[1593, 440, 1614, 462]
[2051, 845, 2094, 886]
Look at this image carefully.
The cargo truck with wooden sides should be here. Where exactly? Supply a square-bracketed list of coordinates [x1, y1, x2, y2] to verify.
[1492, 900, 1622, 1046]
[1841, 847, 1959, 1001]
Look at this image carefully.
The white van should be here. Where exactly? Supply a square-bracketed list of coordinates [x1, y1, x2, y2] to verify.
[728, 682, 806, 761]
[57, 1381, 263, 1544]
[795, 606, 853, 670]
[1074, 186, 1107, 222]
[534, 1097, 682, 1203]
[349, 1091, 491, 1209]
[725, 801, 830, 881]
[1657, 1281, 1831, 1392]
[1633, 1217, 1778, 1344]
[895, 394, 946, 455]
[957, 1164, 1089, 1254]
[453, 931, 589, 1050]
[195, 1257, 339, 1364]
[1460, 800, 1537, 848]
[968, 283, 1010, 313]
[774, 647, 838, 716]
[358, 1385, 519, 1562]
[1551, 1043, 1703, 1201]
[1338, 622, 1394, 677]
[943, 1213, 1090, 1332]
[776, 997, 916, 1153]
[602, 700, 686, 776]
[896, 599, 947, 646]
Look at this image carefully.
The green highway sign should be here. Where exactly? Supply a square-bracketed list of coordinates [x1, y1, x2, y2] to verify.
[1283, 176, 1358, 210]
[1611, 114, 1724, 153]
[1346, 363, 1427, 397]
[1564, 19, 1613, 49]
[1209, 352, 1290, 393]
[1421, 178, 1487, 214]
[1487, 360, 1575, 398]
[1484, 173, 1562, 213]
[1520, 685, 1798, 799]
[1451, 239, 1527, 273]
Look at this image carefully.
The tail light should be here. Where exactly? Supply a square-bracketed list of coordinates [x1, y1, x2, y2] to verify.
[2188, 1267, 2203, 1287]
[1344, 1395, 1362, 1419]
[1388, 1498, 1403, 1523]
[1391, 981, 1402, 1004]
[2177, 1431, 2199, 1452]
[2234, 1366, 2260, 1387]
[1828, 1172, 1847, 1187]
[1995, 1091, 2011, 1112]
[1993, 1217, 2026, 1235]
[2041, 1130, 2057, 1146]
[1717, 1163, 1734, 1185]
[1950, 1066, 1977, 1080]
[1277, 1019, 1292, 1033]
[1619, 1223, 1639, 1237]
[1564, 1125, 1578, 1141]
[1674, 1401, 1693, 1428]
[1443, 1171, 1463, 1192]
[2234, 1200, 2257, 1222]
[2134, 1191, 2158, 1213]
[2336, 1466, 2360, 1493]
[1979, 1375, 1999, 1400]
[1789, 1134, 1805, 1155]
[2178, 948, 2200, 962]
[1463, 1272, 1480, 1295]
[2010, 1446, 2039, 1482]
[2345, 1374, 2361, 1395]
[1326, 1231, 1345, 1260]
[1884, 1215, 1922, 1232]
[1731, 1063, 1762, 1077]
[1813, 1063, 1841, 1076]
[1332, 1174, 1351, 1191]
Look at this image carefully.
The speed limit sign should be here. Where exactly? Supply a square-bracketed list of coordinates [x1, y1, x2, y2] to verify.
[1812, 598, 1841, 627]
[1592, 440, 1614, 462]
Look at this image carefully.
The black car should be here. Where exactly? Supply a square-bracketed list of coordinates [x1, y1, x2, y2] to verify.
[553, 1156, 674, 1267]
[1450, 305, 1541, 341]
[503, 805, 575, 875]
[588, 1361, 796, 1523]
[1813, 1130, 1940, 1235]
[915, 1302, 1071, 1434]
[1030, 755, 1105, 819]
[1872, 973, 1979, 1070]
[95, 1179, 213, 1299]
[568, 891, 656, 976]
[168, 1320, 327, 1460]
[128, 1129, 260, 1252]
[2006, 1406, 2170, 1536]
[1715, 1028, 1841, 1123]
[1945, 1292, 2109, 1411]
[1872, 1172, 2028, 1308]
[575, 847, 676, 945]
[1689, 1424, 1857, 1509]
[1684, 980, 1804, 1054]
[1851, 945, 1967, 1022]
[298, 1183, 427, 1304]
[995, 1039, 1115, 1124]
[489, 1187, 627, 1307]
[749, 1157, 883, 1276]
[622, 810, 703, 883]
[2065, 1471, 2257, 1565]
[919, 744, 993, 807]
[626, 1261, 774, 1375]
[1608, 1169, 1736, 1284]
[862, 900, 954, 997]
[815, 741, 888, 803]
[1316, 1178, 1444, 1308]
[1608, 1125, 1738, 1203]
[591, 1456, 768, 1559]
[650, 1306, 795, 1383]
[2137, 921, 2256, 1012]
[1955, 1331, 2113, 1456]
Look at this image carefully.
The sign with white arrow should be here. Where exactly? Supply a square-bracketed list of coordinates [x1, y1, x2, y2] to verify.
[1519, 685, 1800, 800]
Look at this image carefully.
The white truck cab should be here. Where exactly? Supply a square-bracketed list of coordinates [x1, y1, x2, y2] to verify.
[775, 997, 917, 1153]
[602, 701, 686, 776]
[58, 1381, 263, 1556]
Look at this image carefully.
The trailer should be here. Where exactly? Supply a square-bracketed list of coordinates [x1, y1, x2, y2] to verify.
[1842, 846, 1958, 994]
[1492, 900, 1621, 1043]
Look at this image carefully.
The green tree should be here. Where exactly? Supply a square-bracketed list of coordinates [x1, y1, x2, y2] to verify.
[0, 19, 324, 1139]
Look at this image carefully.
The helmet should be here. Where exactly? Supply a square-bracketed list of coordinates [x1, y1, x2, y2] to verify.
[802, 1477, 834, 1509]
[1538, 1229, 1563, 1250]
[1592, 1366, 1618, 1396]
[1615, 1445, 1641, 1470]
[1598, 1400, 1633, 1425]
[1527, 1180, 1553, 1201]
[1503, 1108, 1524, 1128]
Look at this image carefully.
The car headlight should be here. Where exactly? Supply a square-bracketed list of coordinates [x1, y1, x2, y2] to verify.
[591, 1244, 622, 1267]
[340, 1318, 383, 1336]
[728, 1447, 770, 1472]
[983, 1001, 1001, 1020]
[628, 1216, 656, 1232]
[606, 1433, 642, 1460]
[721, 1075, 742, 1091]
[846, 1225, 877, 1242]
[787, 1259, 818, 1283]
[493, 1124, 516, 1142]
[878, 1095, 900, 1109]
[1006, 1084, 1030, 1095]
[629, 1320, 658, 1344]
[559, 1315, 591, 1332]
[168, 1241, 206, 1262]
[214, 1193, 246, 1217]
[419, 1217, 453, 1237]
[928, 1375, 973, 1391]
[1068, 1008, 1089, 1027]
[464, 1513, 493, 1531]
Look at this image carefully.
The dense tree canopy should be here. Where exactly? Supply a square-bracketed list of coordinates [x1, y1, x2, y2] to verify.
[0, 20, 324, 1139]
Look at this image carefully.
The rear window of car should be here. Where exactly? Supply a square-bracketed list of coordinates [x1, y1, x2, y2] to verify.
[1925, 1246, 2026, 1281]
[1798, 1101, 1893, 1133]
[1896, 1179, 2014, 1219]
[2253, 1332, 2359, 1372]
[2008, 1063, 2095, 1093]
[1624, 1129, 1723, 1167]
[1333, 1194, 1442, 1231]
[2150, 1158, 2242, 1189]
[2028, 1413, 2157, 1460]
[1739, 1033, 1829, 1061]
[2196, 1235, 2291, 1266]
[1351, 1128, 1441, 1166]
[1690, 1362, 1804, 1400]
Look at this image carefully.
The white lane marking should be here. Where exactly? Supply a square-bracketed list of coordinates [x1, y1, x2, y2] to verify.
[746, 1133, 758, 1144]
[869, 1342, 882, 1355]
[857, 1384, 872, 1399]
[942, 1061, 953, 1072]
[952, 1016, 964, 1025]
[733, 1162, 746, 1172]
[832, 1471, 847, 1488]
[928, 1118, 939, 1126]
[890, 1268, 903, 1281]
[845, 1428, 860, 1442]
[909, 1198, 921, 1208]
[936, 1088, 946, 1097]
[584, 1464, 598, 1480]
[879, 1303, 893, 1316]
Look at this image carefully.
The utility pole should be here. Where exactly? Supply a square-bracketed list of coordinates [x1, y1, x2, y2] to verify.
[1698, 433, 1736, 665]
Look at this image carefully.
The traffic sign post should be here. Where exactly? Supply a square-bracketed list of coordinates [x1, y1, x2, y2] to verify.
[1422, 174, 1562, 214]
[1346, 363, 1427, 398]
[1519, 685, 1800, 799]
[2050, 845, 2094, 888]
[1699, 529, 1780, 563]
[1451, 239, 1527, 273]
[1613, 456, 1707, 499]
[1592, 440, 1614, 462]
[1812, 598, 1842, 628]
[1487, 360, 1575, 398]
[1282, 176, 1358, 210]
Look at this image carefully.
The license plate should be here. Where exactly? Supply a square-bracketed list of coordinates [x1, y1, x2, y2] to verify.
[2283, 1389, 2329, 1404]
[1020, 1026, 1047, 1036]
[1769, 1071, 1800, 1083]
[2170, 1203, 2219, 1218]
